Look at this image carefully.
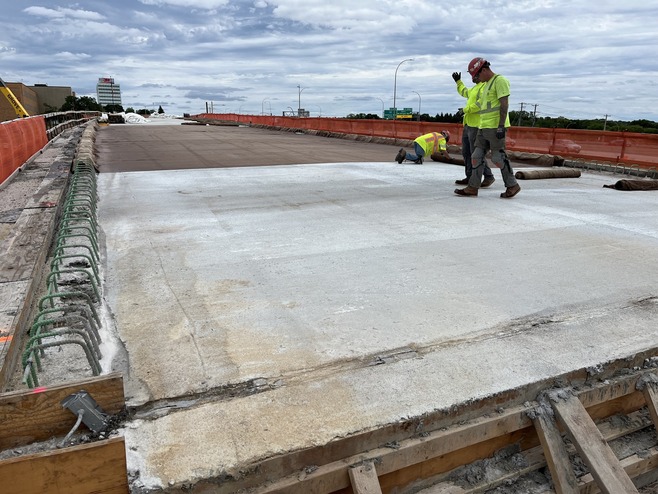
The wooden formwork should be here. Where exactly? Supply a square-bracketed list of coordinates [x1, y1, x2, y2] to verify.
[178, 352, 658, 494]
[0, 373, 128, 493]
[2, 364, 658, 493]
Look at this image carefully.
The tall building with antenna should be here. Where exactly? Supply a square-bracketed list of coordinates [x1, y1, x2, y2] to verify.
[96, 77, 122, 107]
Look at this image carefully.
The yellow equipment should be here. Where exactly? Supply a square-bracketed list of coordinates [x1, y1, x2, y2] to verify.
[0, 77, 29, 117]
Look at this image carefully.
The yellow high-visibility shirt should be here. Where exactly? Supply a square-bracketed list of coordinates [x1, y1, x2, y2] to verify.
[414, 132, 447, 156]
[456, 80, 484, 128]
[478, 75, 511, 129]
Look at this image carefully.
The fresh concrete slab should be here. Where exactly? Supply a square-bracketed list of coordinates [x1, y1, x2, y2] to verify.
[97, 160, 658, 489]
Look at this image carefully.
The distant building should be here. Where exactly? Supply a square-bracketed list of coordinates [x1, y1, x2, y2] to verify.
[0, 82, 74, 122]
[31, 84, 75, 113]
[96, 77, 122, 107]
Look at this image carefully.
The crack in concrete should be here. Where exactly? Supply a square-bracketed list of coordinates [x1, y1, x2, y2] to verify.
[126, 295, 658, 421]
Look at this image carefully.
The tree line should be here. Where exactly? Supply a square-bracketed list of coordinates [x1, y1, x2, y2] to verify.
[346, 111, 658, 134]
[53, 95, 164, 116]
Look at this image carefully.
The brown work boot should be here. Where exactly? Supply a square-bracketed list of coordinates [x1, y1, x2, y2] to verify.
[481, 176, 496, 188]
[500, 184, 521, 198]
[395, 148, 405, 164]
[454, 186, 478, 197]
[455, 178, 469, 185]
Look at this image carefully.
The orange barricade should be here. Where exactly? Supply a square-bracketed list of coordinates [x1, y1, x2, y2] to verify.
[197, 113, 658, 169]
[0, 124, 15, 186]
[0, 116, 48, 186]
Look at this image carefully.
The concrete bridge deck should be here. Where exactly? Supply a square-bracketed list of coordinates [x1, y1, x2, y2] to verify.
[94, 122, 658, 490]
[2, 120, 658, 491]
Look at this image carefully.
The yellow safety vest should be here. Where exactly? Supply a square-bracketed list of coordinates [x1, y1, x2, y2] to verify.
[414, 132, 447, 156]
[477, 75, 511, 129]
[456, 80, 484, 128]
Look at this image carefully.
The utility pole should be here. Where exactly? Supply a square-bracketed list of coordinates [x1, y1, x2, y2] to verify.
[517, 102, 525, 126]
[531, 104, 538, 127]
[603, 114, 610, 131]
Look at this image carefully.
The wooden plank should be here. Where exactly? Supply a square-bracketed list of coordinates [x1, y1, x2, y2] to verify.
[376, 405, 533, 477]
[250, 423, 538, 494]
[551, 393, 638, 494]
[532, 411, 579, 494]
[585, 391, 646, 423]
[412, 408, 652, 494]
[0, 436, 128, 494]
[578, 374, 643, 411]
[578, 446, 658, 494]
[349, 462, 382, 494]
[641, 382, 658, 430]
[0, 373, 125, 449]
[378, 428, 538, 493]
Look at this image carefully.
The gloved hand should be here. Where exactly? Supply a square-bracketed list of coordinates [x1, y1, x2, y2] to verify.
[452, 72, 461, 82]
[496, 126, 506, 139]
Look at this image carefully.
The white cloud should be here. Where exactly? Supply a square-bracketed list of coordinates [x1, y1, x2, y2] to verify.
[23, 6, 105, 21]
[2, 0, 657, 120]
[138, 0, 230, 8]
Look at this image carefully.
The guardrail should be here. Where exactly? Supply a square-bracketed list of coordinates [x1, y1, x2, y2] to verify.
[193, 113, 658, 169]
[44, 110, 101, 141]
[0, 116, 48, 185]
[0, 111, 99, 186]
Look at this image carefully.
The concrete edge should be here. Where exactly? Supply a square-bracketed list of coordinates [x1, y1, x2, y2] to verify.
[0, 121, 99, 391]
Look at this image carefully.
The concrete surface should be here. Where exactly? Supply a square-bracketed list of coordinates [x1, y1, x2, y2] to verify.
[0, 128, 82, 386]
[93, 122, 658, 490]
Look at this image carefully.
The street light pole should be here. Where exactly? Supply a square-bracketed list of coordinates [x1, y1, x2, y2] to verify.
[393, 58, 414, 120]
[413, 91, 421, 121]
[377, 98, 385, 119]
[262, 97, 269, 115]
[297, 85, 307, 117]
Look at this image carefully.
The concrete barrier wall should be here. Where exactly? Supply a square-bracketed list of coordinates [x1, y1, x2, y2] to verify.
[0, 116, 48, 185]
[195, 113, 658, 169]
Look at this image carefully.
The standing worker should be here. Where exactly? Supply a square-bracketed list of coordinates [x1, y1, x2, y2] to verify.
[455, 58, 520, 198]
[396, 131, 452, 165]
[452, 71, 495, 187]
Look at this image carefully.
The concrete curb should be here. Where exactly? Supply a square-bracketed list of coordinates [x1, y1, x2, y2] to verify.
[0, 122, 97, 390]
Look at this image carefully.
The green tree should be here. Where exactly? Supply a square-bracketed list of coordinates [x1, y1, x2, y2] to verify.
[158, 105, 165, 114]
[104, 104, 124, 113]
[60, 95, 103, 112]
[346, 112, 380, 119]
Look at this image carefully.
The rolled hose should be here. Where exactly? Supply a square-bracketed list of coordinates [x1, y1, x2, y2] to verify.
[515, 168, 581, 180]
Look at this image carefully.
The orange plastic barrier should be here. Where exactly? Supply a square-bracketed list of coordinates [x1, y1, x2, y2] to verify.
[0, 116, 48, 186]
[197, 113, 658, 169]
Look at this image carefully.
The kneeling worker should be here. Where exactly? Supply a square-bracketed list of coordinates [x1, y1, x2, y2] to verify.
[396, 131, 452, 164]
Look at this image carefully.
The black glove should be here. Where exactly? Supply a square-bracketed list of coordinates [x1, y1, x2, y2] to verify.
[496, 126, 506, 139]
[452, 72, 461, 82]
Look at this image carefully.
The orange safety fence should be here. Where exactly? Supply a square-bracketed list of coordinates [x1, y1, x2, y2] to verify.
[195, 113, 658, 169]
[0, 116, 48, 186]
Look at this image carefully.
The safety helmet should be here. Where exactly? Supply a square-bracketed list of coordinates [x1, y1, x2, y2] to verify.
[441, 130, 450, 142]
[468, 57, 488, 80]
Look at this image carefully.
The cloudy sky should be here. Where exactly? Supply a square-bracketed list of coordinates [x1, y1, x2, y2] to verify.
[1, 1, 657, 121]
